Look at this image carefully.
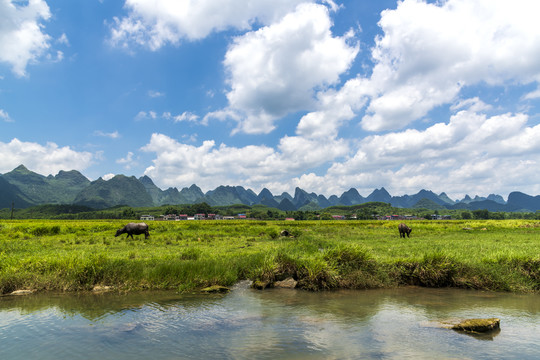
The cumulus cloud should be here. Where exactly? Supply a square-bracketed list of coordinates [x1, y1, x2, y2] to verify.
[360, 0, 540, 131]
[321, 109, 540, 198]
[292, 0, 540, 135]
[109, 0, 309, 50]
[296, 77, 371, 139]
[140, 102, 540, 198]
[0, 138, 94, 175]
[223, 3, 359, 134]
[141, 132, 347, 192]
[0, 0, 52, 76]
[105, 0, 540, 199]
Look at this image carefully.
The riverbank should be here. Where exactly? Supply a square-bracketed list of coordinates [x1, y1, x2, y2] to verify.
[0, 220, 538, 294]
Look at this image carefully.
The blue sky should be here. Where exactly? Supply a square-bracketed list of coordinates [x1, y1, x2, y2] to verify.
[1, 0, 540, 200]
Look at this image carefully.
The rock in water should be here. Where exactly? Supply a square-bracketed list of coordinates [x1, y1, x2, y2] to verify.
[451, 318, 500, 333]
[201, 285, 230, 293]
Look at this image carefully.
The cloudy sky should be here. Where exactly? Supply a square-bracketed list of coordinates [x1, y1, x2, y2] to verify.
[1, 0, 540, 200]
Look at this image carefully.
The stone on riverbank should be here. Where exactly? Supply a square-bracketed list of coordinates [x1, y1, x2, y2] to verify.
[274, 277, 297, 289]
[93, 285, 113, 293]
[9, 290, 34, 296]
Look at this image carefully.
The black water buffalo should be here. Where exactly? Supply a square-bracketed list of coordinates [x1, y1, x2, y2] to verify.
[398, 223, 412, 238]
[115, 222, 149, 239]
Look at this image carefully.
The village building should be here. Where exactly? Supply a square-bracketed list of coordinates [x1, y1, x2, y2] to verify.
[194, 213, 206, 220]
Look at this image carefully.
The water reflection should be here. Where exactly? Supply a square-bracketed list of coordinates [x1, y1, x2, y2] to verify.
[0, 285, 539, 360]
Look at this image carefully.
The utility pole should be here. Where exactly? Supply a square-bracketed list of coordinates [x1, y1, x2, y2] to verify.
[11, 201, 14, 220]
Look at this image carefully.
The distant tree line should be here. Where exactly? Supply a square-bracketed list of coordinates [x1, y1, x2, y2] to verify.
[2, 202, 540, 220]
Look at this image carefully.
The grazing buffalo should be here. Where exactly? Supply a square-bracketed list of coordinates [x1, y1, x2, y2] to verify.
[115, 222, 149, 239]
[398, 223, 412, 238]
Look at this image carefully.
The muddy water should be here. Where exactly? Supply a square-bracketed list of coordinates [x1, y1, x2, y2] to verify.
[1, 284, 539, 359]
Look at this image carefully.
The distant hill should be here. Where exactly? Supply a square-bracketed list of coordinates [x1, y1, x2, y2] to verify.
[506, 192, 540, 212]
[0, 175, 32, 209]
[412, 198, 447, 210]
[2, 165, 89, 206]
[73, 175, 153, 209]
[3, 164, 540, 212]
[204, 185, 258, 206]
[338, 188, 365, 206]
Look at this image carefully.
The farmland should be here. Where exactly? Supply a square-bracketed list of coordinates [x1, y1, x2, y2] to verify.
[0, 219, 538, 294]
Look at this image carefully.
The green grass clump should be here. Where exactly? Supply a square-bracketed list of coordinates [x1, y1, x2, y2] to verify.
[0, 219, 538, 294]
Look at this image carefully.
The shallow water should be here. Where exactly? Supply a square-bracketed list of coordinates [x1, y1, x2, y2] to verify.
[1, 284, 539, 359]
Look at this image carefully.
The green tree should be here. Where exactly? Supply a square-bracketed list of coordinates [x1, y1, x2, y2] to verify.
[121, 207, 136, 219]
[472, 209, 490, 220]
[357, 208, 373, 220]
[190, 202, 213, 215]
[164, 206, 178, 215]
[320, 213, 333, 220]
[250, 210, 268, 220]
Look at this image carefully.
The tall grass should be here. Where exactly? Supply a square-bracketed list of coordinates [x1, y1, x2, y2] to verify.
[0, 219, 538, 294]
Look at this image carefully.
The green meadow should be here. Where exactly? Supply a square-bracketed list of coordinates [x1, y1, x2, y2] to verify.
[0, 219, 538, 294]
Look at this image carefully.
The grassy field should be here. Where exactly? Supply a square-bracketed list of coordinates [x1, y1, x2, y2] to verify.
[0, 219, 538, 294]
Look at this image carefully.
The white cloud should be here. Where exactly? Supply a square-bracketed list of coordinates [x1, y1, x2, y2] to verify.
[135, 110, 157, 120]
[102, 173, 115, 181]
[359, 0, 540, 131]
[163, 111, 199, 123]
[322, 109, 540, 198]
[0, 138, 94, 175]
[141, 132, 347, 192]
[148, 90, 164, 98]
[450, 97, 493, 113]
[222, 3, 359, 134]
[0, 109, 13, 122]
[56, 33, 69, 45]
[294, 0, 540, 136]
[94, 130, 120, 139]
[0, 0, 52, 76]
[202, 109, 243, 126]
[109, 0, 309, 50]
[296, 77, 371, 139]
[524, 88, 540, 100]
[116, 151, 136, 170]
[137, 100, 540, 198]
[117, 151, 133, 164]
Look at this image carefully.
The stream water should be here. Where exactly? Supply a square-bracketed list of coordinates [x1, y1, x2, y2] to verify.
[1, 284, 539, 359]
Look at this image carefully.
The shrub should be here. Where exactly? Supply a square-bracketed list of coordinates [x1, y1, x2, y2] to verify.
[31, 225, 61, 236]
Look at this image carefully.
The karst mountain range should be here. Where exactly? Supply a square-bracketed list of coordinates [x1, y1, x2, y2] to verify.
[1, 165, 540, 212]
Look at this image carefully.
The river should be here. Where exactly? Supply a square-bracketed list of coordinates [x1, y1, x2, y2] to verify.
[1, 284, 539, 359]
